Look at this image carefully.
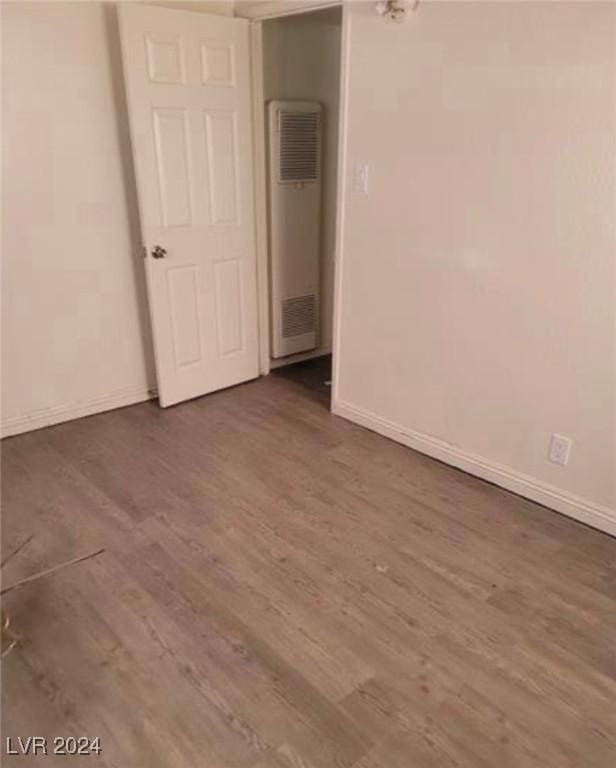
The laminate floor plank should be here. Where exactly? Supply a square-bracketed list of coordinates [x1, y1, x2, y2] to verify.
[2, 361, 615, 767]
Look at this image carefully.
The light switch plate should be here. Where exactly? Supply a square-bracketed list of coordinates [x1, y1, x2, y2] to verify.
[353, 162, 369, 194]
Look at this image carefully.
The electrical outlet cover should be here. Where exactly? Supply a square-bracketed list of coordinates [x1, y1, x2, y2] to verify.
[548, 433, 572, 466]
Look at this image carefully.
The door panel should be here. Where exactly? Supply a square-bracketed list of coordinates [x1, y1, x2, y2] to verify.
[146, 36, 186, 84]
[205, 110, 240, 225]
[214, 259, 244, 356]
[201, 41, 236, 86]
[119, 5, 259, 407]
[167, 265, 203, 368]
[153, 109, 193, 228]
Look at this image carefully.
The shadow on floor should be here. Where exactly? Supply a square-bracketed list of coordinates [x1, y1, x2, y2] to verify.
[271, 355, 332, 409]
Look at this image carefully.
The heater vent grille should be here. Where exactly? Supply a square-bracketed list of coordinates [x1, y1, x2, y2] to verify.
[281, 294, 317, 338]
[268, 101, 321, 358]
[278, 110, 320, 183]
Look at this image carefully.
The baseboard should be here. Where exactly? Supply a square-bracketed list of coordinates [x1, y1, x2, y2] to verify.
[1, 384, 156, 439]
[332, 398, 616, 538]
[269, 346, 332, 370]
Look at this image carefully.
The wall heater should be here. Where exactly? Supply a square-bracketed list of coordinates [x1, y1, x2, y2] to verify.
[268, 100, 322, 358]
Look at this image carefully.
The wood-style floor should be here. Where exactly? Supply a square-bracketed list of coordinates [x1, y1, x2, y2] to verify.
[2, 359, 615, 767]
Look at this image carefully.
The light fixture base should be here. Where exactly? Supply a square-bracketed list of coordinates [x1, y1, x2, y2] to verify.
[375, 0, 418, 23]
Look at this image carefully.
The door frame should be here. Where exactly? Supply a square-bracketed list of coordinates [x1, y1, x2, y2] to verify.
[247, 0, 350, 397]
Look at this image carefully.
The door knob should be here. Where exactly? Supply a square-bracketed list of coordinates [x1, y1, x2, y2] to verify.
[151, 245, 167, 259]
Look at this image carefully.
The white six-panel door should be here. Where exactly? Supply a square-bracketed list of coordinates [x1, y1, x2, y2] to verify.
[119, 4, 259, 406]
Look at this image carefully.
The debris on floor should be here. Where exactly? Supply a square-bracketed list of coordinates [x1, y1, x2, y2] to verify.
[0, 539, 105, 657]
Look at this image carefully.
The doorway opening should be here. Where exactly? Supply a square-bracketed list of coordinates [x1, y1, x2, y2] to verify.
[258, 5, 343, 407]
[119, 2, 345, 410]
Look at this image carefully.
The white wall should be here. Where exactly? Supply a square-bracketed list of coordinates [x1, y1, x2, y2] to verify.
[334, 2, 616, 533]
[1, 1, 232, 437]
[1, 2, 156, 436]
[263, 7, 342, 353]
